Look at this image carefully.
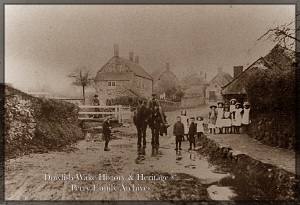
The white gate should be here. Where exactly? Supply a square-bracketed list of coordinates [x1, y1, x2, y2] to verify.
[78, 105, 132, 123]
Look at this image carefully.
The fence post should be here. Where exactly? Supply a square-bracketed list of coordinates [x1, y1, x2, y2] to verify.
[118, 105, 122, 123]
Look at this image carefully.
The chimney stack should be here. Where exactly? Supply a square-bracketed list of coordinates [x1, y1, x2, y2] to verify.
[218, 67, 222, 74]
[233, 66, 243, 78]
[135, 56, 139, 64]
[129, 52, 134, 61]
[114, 44, 119, 57]
[166, 62, 170, 70]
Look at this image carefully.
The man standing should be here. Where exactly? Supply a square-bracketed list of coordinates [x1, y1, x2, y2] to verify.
[134, 99, 148, 150]
[92, 94, 100, 118]
[102, 115, 112, 151]
[149, 101, 163, 150]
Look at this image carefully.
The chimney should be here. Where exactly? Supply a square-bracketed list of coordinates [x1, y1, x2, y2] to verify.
[129, 52, 134, 61]
[166, 62, 170, 70]
[233, 66, 243, 78]
[205, 72, 207, 79]
[114, 44, 119, 57]
[218, 67, 222, 74]
[135, 56, 139, 64]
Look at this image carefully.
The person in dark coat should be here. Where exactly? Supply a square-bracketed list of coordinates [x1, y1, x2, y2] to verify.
[173, 116, 184, 150]
[134, 99, 148, 149]
[188, 117, 197, 150]
[92, 94, 100, 118]
[102, 116, 112, 151]
[149, 101, 163, 149]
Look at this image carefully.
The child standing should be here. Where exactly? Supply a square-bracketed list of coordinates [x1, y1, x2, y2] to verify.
[241, 102, 251, 134]
[215, 102, 224, 134]
[229, 99, 236, 133]
[181, 110, 189, 140]
[232, 102, 243, 134]
[222, 105, 231, 134]
[173, 116, 184, 150]
[196, 116, 204, 140]
[208, 105, 217, 134]
[188, 117, 197, 150]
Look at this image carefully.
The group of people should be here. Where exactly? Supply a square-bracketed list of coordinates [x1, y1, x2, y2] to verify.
[208, 99, 251, 135]
[102, 95, 251, 153]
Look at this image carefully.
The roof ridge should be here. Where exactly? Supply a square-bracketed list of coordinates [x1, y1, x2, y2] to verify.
[120, 57, 153, 80]
[222, 57, 265, 89]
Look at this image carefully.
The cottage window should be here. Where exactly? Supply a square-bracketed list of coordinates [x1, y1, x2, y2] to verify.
[108, 81, 116, 87]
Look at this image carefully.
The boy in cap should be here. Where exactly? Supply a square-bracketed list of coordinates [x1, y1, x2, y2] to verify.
[173, 116, 184, 150]
[188, 117, 197, 150]
[102, 115, 112, 151]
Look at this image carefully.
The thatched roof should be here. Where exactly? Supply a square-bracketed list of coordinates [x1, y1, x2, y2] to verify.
[210, 71, 233, 87]
[221, 57, 272, 95]
[222, 44, 295, 95]
[180, 73, 208, 90]
[152, 67, 180, 95]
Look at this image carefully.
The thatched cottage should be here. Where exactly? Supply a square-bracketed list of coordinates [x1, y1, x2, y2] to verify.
[152, 62, 180, 99]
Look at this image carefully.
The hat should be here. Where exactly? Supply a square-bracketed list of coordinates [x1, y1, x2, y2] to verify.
[151, 93, 157, 96]
[196, 116, 203, 121]
[230, 99, 237, 102]
[224, 104, 229, 108]
[217, 102, 224, 105]
[94, 94, 98, 97]
[235, 102, 241, 106]
[190, 117, 195, 120]
[243, 102, 250, 106]
[210, 105, 217, 108]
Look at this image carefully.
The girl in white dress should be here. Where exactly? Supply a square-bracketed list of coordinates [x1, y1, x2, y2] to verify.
[208, 105, 217, 134]
[181, 110, 189, 140]
[232, 102, 243, 134]
[222, 105, 231, 134]
[241, 102, 251, 134]
[196, 116, 204, 140]
[215, 102, 224, 134]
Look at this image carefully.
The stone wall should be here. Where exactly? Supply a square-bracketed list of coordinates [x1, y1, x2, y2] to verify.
[197, 135, 296, 200]
[4, 85, 83, 159]
[180, 96, 205, 108]
[158, 100, 181, 112]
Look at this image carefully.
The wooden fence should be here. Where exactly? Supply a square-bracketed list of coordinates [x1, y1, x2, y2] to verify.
[78, 105, 132, 123]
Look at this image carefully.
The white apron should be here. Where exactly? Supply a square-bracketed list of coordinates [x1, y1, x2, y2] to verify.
[241, 108, 250, 125]
[215, 108, 224, 128]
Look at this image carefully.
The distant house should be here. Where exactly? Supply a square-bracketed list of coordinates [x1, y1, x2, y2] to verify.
[94, 45, 153, 104]
[152, 62, 180, 99]
[221, 44, 295, 104]
[206, 68, 233, 101]
[180, 72, 208, 108]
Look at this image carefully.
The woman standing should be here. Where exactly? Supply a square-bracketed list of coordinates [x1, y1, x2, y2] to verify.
[222, 105, 232, 134]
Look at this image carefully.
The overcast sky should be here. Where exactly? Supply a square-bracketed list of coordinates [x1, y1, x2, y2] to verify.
[5, 5, 295, 96]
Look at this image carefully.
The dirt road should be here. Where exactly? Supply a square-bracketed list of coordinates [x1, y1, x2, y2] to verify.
[5, 106, 235, 201]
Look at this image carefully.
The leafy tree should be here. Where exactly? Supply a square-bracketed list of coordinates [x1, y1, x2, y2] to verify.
[68, 67, 93, 105]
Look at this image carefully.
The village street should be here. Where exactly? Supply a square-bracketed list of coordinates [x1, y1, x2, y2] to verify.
[5, 105, 242, 201]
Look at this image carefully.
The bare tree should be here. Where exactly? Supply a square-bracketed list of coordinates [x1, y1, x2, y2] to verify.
[68, 67, 93, 105]
[258, 13, 299, 50]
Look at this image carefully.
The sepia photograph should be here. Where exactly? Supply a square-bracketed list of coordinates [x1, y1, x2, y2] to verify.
[2, 3, 297, 202]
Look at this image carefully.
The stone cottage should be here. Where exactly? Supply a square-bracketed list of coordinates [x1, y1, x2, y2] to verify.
[206, 67, 234, 101]
[152, 62, 180, 99]
[94, 45, 153, 104]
